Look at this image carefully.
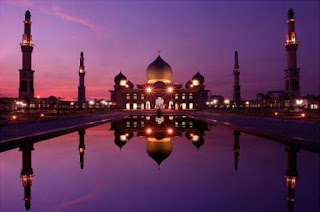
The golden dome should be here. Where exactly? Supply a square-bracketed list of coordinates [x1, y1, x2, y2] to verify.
[146, 56, 172, 84]
[146, 137, 172, 165]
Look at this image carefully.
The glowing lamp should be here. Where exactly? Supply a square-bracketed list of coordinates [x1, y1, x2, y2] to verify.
[12, 115, 17, 120]
[192, 80, 200, 86]
[120, 135, 127, 141]
[120, 80, 127, 86]
[245, 101, 250, 105]
[79, 148, 85, 153]
[21, 175, 33, 187]
[167, 86, 174, 93]
[192, 135, 200, 142]
[213, 99, 218, 104]
[40, 113, 45, 118]
[70, 102, 74, 106]
[89, 100, 95, 105]
[224, 99, 230, 104]
[36, 95, 40, 99]
[301, 113, 306, 118]
[146, 87, 152, 93]
[146, 128, 152, 135]
[167, 128, 173, 135]
[274, 112, 278, 116]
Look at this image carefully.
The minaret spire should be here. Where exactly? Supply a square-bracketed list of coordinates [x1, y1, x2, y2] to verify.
[284, 8, 300, 96]
[19, 10, 35, 99]
[78, 51, 86, 107]
[233, 50, 241, 105]
[78, 129, 86, 169]
[233, 131, 240, 171]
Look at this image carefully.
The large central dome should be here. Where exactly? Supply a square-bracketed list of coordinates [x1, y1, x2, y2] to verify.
[146, 55, 172, 84]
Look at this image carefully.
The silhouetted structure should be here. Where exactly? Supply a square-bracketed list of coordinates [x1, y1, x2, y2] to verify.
[78, 52, 86, 107]
[19, 10, 34, 99]
[285, 8, 300, 97]
[110, 54, 209, 110]
[233, 131, 240, 171]
[285, 145, 299, 212]
[19, 142, 34, 211]
[233, 51, 241, 105]
[78, 129, 86, 169]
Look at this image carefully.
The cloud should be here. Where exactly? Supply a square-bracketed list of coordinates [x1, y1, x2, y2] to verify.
[51, 5, 103, 37]
[3, 0, 33, 7]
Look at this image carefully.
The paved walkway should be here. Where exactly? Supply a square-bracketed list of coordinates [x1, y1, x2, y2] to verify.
[0, 112, 126, 151]
[191, 112, 320, 153]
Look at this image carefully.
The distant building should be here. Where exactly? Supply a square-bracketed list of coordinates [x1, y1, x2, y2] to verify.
[110, 55, 209, 110]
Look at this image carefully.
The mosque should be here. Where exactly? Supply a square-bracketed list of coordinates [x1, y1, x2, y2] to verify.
[110, 55, 209, 110]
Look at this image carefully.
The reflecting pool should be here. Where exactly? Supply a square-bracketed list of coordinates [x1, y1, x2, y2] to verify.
[0, 115, 319, 212]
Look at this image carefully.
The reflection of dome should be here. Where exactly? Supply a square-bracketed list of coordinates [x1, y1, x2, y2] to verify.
[114, 136, 127, 149]
[114, 72, 127, 84]
[192, 72, 204, 84]
[146, 138, 172, 165]
[146, 56, 172, 84]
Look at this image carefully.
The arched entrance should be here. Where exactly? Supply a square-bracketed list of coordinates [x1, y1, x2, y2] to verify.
[155, 97, 165, 109]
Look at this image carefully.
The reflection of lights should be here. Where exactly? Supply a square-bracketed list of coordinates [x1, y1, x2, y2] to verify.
[167, 86, 173, 93]
[301, 113, 306, 118]
[286, 176, 297, 189]
[12, 115, 17, 120]
[120, 80, 127, 86]
[70, 102, 74, 106]
[146, 128, 152, 134]
[79, 148, 85, 153]
[192, 135, 200, 142]
[89, 100, 95, 105]
[40, 113, 44, 118]
[120, 135, 127, 141]
[169, 116, 174, 120]
[146, 86, 152, 93]
[245, 101, 250, 105]
[167, 128, 173, 134]
[274, 112, 278, 116]
[224, 99, 230, 104]
[213, 99, 218, 104]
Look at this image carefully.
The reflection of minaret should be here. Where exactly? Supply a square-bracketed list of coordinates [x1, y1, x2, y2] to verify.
[19, 142, 34, 211]
[285, 145, 299, 212]
[233, 131, 240, 171]
[233, 51, 241, 105]
[19, 10, 35, 99]
[78, 52, 86, 107]
[78, 129, 86, 169]
[284, 9, 300, 96]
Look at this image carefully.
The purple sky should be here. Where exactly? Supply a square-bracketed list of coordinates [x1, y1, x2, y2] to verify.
[0, 0, 319, 100]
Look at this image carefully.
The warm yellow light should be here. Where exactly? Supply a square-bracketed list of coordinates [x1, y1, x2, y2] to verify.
[274, 112, 278, 116]
[79, 68, 84, 73]
[89, 100, 95, 105]
[120, 80, 127, 86]
[36, 95, 40, 99]
[192, 80, 200, 86]
[120, 135, 127, 141]
[40, 113, 44, 118]
[167, 86, 173, 93]
[167, 128, 173, 134]
[146, 87, 152, 93]
[213, 99, 218, 104]
[70, 102, 74, 106]
[79, 148, 85, 153]
[245, 101, 250, 105]
[192, 135, 200, 142]
[301, 113, 306, 118]
[12, 115, 17, 120]
[224, 99, 230, 104]
[146, 128, 152, 134]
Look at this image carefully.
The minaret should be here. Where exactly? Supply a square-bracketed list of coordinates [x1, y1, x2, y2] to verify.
[78, 129, 86, 169]
[233, 131, 240, 171]
[284, 145, 299, 212]
[284, 8, 300, 97]
[233, 51, 241, 105]
[19, 142, 34, 211]
[78, 52, 86, 106]
[19, 10, 35, 99]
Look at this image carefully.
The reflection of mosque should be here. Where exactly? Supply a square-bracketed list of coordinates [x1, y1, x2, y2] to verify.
[110, 116, 209, 166]
[16, 127, 300, 211]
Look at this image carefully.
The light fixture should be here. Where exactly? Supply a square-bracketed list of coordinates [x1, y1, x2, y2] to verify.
[167, 86, 173, 93]
[89, 100, 95, 105]
[146, 86, 152, 93]
[224, 99, 230, 104]
[167, 128, 173, 134]
[301, 113, 306, 118]
[146, 128, 152, 134]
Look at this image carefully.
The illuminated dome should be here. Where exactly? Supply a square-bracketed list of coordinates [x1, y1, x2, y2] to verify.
[192, 72, 204, 84]
[146, 138, 172, 165]
[146, 56, 172, 84]
[114, 72, 127, 84]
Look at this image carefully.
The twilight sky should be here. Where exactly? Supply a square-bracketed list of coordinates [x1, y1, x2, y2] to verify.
[0, 0, 319, 100]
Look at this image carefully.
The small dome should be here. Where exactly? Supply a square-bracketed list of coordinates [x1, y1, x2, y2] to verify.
[127, 81, 134, 88]
[114, 72, 127, 84]
[146, 56, 172, 84]
[185, 80, 192, 88]
[192, 72, 204, 84]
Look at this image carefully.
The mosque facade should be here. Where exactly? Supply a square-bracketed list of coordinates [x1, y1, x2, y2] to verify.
[110, 55, 209, 110]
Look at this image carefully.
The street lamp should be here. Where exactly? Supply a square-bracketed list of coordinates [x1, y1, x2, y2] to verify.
[146, 86, 152, 93]
[167, 86, 174, 93]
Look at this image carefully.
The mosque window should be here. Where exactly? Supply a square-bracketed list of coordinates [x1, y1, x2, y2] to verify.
[175, 94, 179, 99]
[20, 80, 27, 92]
[133, 93, 137, 100]
[126, 93, 130, 100]
[182, 93, 186, 100]
[189, 93, 193, 99]
[141, 94, 144, 100]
